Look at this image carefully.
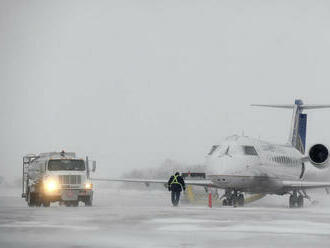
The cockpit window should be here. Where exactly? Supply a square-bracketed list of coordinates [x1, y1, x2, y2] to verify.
[243, 146, 258, 156]
[208, 145, 219, 155]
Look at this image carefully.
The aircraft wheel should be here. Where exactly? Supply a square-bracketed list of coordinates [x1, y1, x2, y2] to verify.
[232, 196, 238, 207]
[289, 195, 297, 208]
[297, 195, 304, 208]
[238, 194, 244, 207]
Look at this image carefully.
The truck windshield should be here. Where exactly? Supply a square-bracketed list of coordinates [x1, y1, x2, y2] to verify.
[48, 160, 85, 171]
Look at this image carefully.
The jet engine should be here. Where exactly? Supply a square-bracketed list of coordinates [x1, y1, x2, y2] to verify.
[309, 144, 329, 169]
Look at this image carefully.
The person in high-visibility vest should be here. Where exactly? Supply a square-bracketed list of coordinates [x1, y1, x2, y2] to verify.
[168, 172, 186, 206]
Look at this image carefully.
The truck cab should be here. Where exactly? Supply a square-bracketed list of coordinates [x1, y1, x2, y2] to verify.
[22, 151, 96, 207]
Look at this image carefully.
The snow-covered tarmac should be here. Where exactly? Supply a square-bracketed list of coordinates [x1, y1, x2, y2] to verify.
[1, 185, 330, 248]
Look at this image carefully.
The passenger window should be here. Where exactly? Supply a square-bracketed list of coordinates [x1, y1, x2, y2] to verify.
[242, 146, 258, 156]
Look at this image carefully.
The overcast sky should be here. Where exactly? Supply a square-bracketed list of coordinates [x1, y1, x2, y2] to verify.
[1, 0, 330, 181]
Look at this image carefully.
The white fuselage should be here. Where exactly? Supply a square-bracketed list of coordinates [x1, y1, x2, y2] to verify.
[205, 135, 304, 193]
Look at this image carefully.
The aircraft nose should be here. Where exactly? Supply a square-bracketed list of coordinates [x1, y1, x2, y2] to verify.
[206, 156, 250, 176]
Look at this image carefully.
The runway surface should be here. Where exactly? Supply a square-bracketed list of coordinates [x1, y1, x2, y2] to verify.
[1, 185, 330, 248]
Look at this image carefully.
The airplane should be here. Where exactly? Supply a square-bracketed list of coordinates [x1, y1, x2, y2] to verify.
[96, 99, 330, 208]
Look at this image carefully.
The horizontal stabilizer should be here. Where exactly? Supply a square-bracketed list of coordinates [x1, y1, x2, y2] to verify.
[250, 104, 294, 109]
[301, 105, 330, 110]
[251, 104, 330, 110]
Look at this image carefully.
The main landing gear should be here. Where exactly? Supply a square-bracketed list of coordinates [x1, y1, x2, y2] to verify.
[289, 190, 306, 208]
[222, 189, 244, 207]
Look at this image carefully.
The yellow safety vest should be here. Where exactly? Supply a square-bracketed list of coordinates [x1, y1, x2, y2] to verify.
[170, 175, 182, 187]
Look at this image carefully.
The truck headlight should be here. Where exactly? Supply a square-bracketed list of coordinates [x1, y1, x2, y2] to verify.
[45, 180, 58, 192]
[85, 183, 92, 189]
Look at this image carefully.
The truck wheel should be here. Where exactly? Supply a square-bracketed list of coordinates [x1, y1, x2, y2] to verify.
[34, 194, 41, 207]
[85, 197, 93, 207]
[27, 192, 35, 207]
[43, 200, 50, 207]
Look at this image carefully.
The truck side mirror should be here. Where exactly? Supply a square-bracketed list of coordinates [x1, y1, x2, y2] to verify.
[92, 161, 96, 172]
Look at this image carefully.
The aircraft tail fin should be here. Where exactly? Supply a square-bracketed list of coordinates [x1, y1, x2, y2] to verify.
[251, 99, 330, 154]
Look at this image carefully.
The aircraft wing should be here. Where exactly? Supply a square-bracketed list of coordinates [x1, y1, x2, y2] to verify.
[93, 178, 215, 187]
[282, 180, 330, 190]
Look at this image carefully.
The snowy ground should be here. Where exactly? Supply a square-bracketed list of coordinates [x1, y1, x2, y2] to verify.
[1, 185, 330, 248]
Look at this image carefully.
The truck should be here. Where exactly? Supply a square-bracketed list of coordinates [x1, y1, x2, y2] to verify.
[21, 151, 96, 207]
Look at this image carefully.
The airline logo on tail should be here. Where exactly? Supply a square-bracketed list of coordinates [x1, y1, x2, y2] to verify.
[297, 112, 307, 154]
